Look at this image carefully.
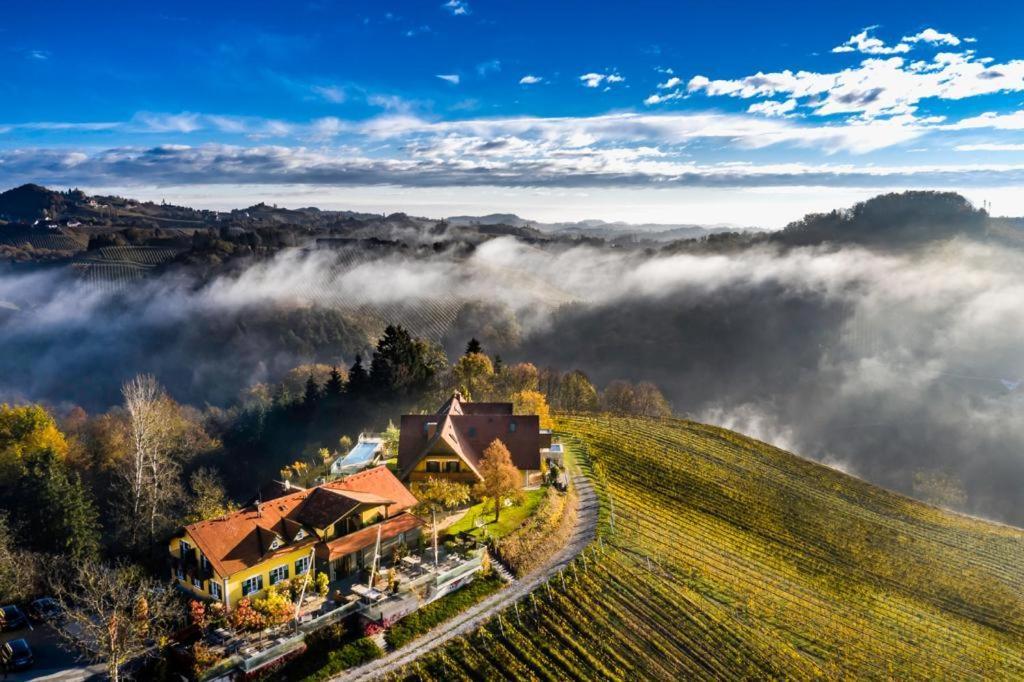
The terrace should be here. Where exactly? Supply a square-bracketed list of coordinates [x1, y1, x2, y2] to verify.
[196, 545, 484, 680]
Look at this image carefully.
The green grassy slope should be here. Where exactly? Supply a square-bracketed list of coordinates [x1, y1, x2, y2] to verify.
[389, 415, 1024, 680]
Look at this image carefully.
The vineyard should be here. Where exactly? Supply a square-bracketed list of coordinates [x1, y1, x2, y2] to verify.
[385, 415, 1024, 681]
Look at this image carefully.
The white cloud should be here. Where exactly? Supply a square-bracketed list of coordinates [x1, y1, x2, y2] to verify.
[748, 99, 798, 117]
[945, 110, 1024, 131]
[832, 28, 911, 55]
[580, 72, 624, 88]
[312, 85, 346, 103]
[658, 76, 682, 89]
[955, 143, 1024, 152]
[443, 0, 469, 15]
[686, 51, 1024, 119]
[436, 74, 461, 84]
[519, 75, 542, 85]
[902, 28, 962, 46]
[133, 112, 203, 133]
[28, 49, 50, 61]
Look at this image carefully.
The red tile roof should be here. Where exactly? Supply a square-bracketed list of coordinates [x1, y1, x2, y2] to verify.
[325, 513, 423, 559]
[181, 465, 417, 578]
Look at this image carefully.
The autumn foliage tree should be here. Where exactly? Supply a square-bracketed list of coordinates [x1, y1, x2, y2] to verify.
[453, 352, 494, 401]
[473, 439, 523, 522]
[512, 390, 553, 429]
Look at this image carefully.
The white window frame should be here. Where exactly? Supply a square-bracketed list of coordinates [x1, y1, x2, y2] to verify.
[269, 537, 283, 551]
[269, 564, 289, 585]
[241, 575, 263, 597]
[179, 539, 193, 557]
[175, 566, 185, 581]
[294, 528, 306, 542]
[192, 577, 203, 590]
[209, 581, 221, 600]
[295, 555, 311, 576]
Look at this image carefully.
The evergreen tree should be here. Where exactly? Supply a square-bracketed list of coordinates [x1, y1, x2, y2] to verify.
[347, 354, 369, 398]
[23, 449, 101, 564]
[302, 373, 321, 408]
[369, 325, 435, 400]
[465, 337, 483, 355]
[493, 354, 504, 373]
[324, 366, 345, 399]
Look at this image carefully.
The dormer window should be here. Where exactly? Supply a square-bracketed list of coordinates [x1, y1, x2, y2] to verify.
[269, 537, 283, 551]
[294, 528, 307, 542]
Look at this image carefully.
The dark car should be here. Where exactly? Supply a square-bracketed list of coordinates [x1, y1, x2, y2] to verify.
[0, 605, 27, 631]
[28, 597, 63, 623]
[0, 638, 34, 671]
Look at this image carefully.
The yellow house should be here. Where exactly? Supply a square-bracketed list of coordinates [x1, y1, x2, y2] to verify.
[168, 466, 423, 609]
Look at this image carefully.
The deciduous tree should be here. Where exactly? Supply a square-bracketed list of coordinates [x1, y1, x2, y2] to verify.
[512, 390, 553, 429]
[453, 352, 494, 401]
[0, 403, 69, 483]
[54, 562, 178, 682]
[473, 439, 523, 522]
[184, 467, 238, 523]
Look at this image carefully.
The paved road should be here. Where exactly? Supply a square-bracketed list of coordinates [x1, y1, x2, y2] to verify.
[0, 624, 102, 681]
[337, 474, 598, 681]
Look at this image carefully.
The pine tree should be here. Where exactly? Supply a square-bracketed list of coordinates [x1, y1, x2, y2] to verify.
[324, 366, 345, 399]
[493, 354, 504, 373]
[347, 354, 369, 398]
[302, 373, 321, 408]
[465, 337, 483, 355]
[24, 449, 101, 564]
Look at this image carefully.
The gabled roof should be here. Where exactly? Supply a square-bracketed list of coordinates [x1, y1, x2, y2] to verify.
[398, 393, 542, 478]
[181, 465, 417, 578]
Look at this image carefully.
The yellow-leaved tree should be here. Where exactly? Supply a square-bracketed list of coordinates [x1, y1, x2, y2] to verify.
[0, 403, 69, 484]
[512, 390, 553, 429]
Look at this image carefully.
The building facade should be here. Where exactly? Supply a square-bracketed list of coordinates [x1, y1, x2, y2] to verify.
[168, 466, 422, 609]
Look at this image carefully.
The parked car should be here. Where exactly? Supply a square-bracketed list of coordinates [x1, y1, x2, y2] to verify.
[0, 605, 27, 631]
[0, 638, 34, 671]
[28, 597, 63, 623]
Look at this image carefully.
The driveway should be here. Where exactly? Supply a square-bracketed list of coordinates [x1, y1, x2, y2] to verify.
[336, 474, 598, 681]
[1, 624, 104, 681]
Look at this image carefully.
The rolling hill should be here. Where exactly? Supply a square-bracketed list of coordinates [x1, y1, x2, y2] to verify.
[390, 415, 1024, 680]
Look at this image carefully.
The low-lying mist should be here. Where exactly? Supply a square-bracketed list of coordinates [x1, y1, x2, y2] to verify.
[3, 232, 1024, 523]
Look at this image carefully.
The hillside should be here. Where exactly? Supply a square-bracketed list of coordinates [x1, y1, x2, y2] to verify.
[392, 415, 1024, 680]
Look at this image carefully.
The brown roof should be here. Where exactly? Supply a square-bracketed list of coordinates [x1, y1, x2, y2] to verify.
[398, 394, 542, 477]
[325, 513, 423, 559]
[181, 465, 417, 578]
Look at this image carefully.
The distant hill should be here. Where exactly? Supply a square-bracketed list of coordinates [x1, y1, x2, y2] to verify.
[0, 183, 70, 221]
[774, 191, 991, 247]
[403, 415, 1024, 679]
[447, 212, 759, 242]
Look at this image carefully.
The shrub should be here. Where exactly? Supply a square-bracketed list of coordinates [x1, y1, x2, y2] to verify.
[228, 598, 264, 631]
[494, 485, 577, 576]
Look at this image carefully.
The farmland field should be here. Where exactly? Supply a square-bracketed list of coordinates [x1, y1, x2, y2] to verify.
[387, 415, 1024, 680]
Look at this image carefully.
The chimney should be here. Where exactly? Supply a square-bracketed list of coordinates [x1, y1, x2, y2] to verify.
[426, 421, 439, 439]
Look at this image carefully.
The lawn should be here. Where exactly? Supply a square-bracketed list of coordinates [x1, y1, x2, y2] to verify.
[444, 488, 545, 541]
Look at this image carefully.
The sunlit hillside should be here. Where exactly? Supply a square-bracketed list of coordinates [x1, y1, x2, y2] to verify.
[390, 415, 1024, 680]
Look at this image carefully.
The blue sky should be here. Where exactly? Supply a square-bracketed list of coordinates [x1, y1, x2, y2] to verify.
[3, 0, 1024, 225]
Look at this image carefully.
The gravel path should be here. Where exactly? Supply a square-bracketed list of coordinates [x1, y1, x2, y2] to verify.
[336, 474, 598, 681]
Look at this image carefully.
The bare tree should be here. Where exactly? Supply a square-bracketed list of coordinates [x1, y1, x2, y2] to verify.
[119, 374, 211, 547]
[53, 562, 178, 682]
